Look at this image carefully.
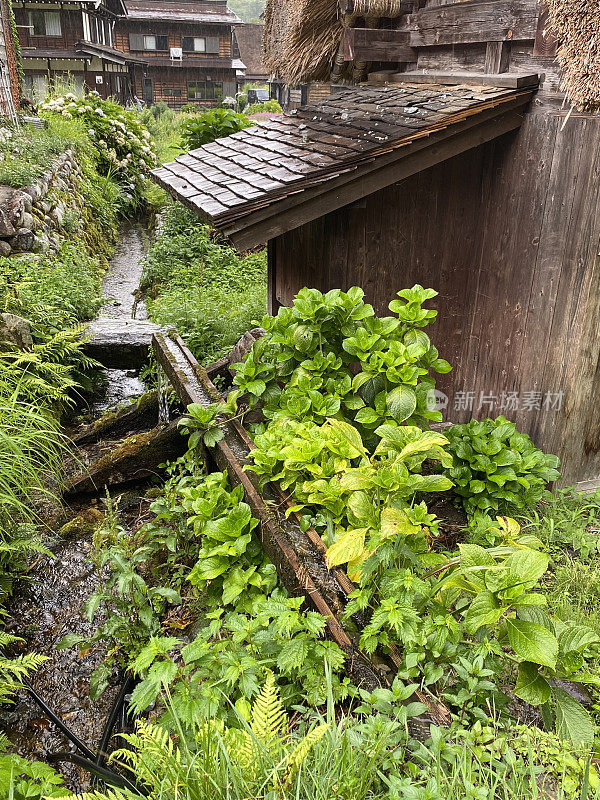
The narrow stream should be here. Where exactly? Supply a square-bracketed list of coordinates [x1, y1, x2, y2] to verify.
[3, 220, 155, 791]
[90, 220, 151, 414]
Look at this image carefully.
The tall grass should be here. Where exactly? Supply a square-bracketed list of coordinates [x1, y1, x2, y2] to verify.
[0, 391, 66, 526]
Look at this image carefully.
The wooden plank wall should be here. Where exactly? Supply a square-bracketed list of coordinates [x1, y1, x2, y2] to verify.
[115, 24, 232, 59]
[273, 99, 600, 485]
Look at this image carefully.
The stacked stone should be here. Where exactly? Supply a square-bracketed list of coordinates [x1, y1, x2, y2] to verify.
[0, 149, 83, 257]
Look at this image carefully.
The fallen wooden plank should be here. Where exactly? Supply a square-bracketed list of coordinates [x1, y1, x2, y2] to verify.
[64, 420, 187, 497]
[73, 391, 160, 448]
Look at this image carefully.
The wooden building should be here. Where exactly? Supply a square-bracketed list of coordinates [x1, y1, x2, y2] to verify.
[151, 0, 600, 489]
[0, 0, 20, 120]
[234, 22, 267, 85]
[116, 0, 244, 108]
[13, 0, 145, 103]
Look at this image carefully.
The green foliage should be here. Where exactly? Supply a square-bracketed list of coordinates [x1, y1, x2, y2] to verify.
[445, 417, 561, 524]
[0, 396, 67, 553]
[245, 100, 283, 116]
[521, 486, 600, 560]
[234, 285, 450, 432]
[60, 460, 350, 716]
[141, 203, 267, 364]
[0, 753, 65, 800]
[228, 0, 266, 23]
[180, 108, 253, 149]
[250, 417, 452, 582]
[40, 92, 157, 198]
[0, 631, 48, 707]
[0, 116, 90, 187]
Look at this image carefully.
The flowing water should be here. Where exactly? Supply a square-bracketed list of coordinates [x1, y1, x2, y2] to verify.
[89, 221, 151, 415]
[3, 220, 155, 791]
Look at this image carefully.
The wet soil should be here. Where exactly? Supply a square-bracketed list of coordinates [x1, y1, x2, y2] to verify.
[2, 219, 157, 792]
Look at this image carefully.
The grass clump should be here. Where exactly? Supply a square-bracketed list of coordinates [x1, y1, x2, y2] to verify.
[141, 203, 267, 364]
[0, 116, 90, 188]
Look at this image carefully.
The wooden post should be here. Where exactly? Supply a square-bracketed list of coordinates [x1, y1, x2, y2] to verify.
[485, 41, 511, 74]
[267, 237, 280, 314]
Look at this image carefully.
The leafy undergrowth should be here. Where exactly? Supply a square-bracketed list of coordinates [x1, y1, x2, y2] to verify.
[0, 99, 158, 795]
[47, 285, 600, 799]
[140, 202, 267, 364]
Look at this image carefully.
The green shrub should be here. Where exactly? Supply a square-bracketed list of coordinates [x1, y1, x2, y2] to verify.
[245, 99, 282, 116]
[0, 116, 89, 188]
[445, 416, 561, 524]
[142, 203, 266, 364]
[40, 92, 157, 196]
[180, 108, 253, 149]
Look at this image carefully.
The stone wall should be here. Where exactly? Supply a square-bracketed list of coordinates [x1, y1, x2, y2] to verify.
[0, 149, 82, 257]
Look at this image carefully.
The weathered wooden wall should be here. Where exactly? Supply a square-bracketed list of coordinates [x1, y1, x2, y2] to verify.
[272, 97, 600, 486]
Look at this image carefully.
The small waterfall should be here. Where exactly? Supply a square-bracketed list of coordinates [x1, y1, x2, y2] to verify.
[157, 365, 170, 423]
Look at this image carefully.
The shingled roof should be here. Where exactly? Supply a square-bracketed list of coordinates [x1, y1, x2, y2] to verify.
[152, 81, 537, 250]
[124, 1, 241, 25]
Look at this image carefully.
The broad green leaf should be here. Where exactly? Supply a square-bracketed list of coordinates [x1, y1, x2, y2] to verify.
[506, 618, 558, 669]
[464, 590, 505, 634]
[386, 386, 417, 423]
[559, 626, 600, 655]
[552, 687, 595, 748]
[325, 417, 366, 458]
[416, 474, 453, 493]
[380, 507, 419, 540]
[514, 662, 551, 705]
[502, 549, 550, 586]
[277, 637, 310, 671]
[348, 491, 377, 525]
[326, 528, 367, 568]
[339, 470, 372, 491]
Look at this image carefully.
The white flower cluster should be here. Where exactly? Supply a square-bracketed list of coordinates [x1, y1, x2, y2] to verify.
[39, 92, 158, 183]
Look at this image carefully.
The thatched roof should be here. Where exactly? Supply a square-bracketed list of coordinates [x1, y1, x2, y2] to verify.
[263, 0, 404, 86]
[542, 0, 600, 112]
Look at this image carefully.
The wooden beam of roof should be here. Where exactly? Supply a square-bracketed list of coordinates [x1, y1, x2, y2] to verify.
[151, 83, 536, 251]
[343, 28, 416, 63]
[217, 101, 531, 251]
[398, 0, 539, 47]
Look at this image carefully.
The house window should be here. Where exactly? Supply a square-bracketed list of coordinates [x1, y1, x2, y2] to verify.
[29, 10, 62, 36]
[143, 34, 168, 51]
[188, 81, 223, 101]
[164, 88, 182, 97]
[182, 36, 206, 53]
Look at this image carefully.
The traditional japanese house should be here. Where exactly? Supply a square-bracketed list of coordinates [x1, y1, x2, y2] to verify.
[115, 0, 243, 108]
[12, 0, 145, 103]
[234, 22, 267, 86]
[0, 0, 20, 119]
[151, 0, 600, 489]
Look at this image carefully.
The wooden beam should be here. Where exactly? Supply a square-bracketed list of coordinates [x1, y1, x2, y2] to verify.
[224, 99, 531, 251]
[343, 28, 416, 63]
[382, 70, 540, 88]
[533, 4, 558, 58]
[485, 41, 511, 74]
[401, 0, 539, 47]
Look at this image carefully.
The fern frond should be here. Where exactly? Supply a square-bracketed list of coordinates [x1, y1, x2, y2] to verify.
[250, 671, 286, 744]
[285, 723, 330, 775]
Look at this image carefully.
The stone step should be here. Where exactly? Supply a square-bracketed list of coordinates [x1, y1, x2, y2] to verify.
[83, 317, 166, 369]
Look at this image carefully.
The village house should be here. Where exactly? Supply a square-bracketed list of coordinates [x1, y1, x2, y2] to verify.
[0, 0, 20, 120]
[12, 0, 145, 103]
[115, 0, 244, 108]
[152, 0, 600, 489]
